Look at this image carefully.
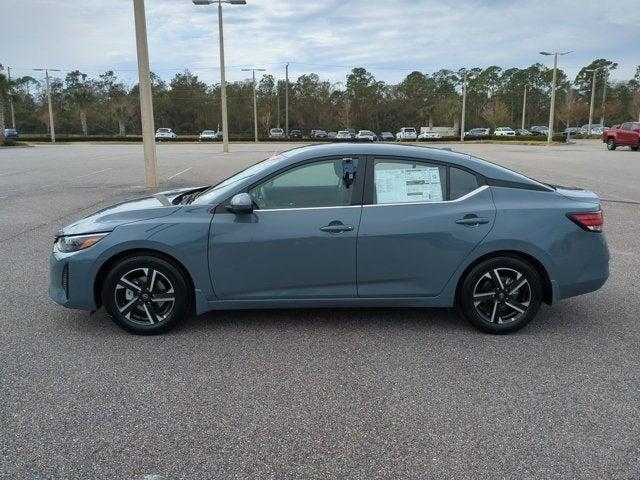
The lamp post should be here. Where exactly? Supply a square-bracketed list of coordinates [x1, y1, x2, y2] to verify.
[1, 66, 17, 129]
[539, 51, 572, 144]
[460, 69, 467, 142]
[521, 84, 527, 131]
[600, 70, 608, 126]
[132, 0, 158, 188]
[33, 68, 61, 143]
[193, 0, 247, 153]
[585, 67, 604, 134]
[285, 63, 289, 138]
[242, 67, 266, 142]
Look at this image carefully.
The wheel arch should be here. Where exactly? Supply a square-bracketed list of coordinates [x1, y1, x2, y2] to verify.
[455, 250, 553, 305]
[93, 248, 196, 310]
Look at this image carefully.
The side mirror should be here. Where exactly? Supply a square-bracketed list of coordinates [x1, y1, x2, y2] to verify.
[226, 192, 254, 214]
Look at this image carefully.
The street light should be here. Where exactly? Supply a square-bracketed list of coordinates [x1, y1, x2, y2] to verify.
[540, 50, 572, 144]
[241, 67, 266, 142]
[193, 0, 247, 153]
[459, 68, 467, 142]
[33, 68, 61, 143]
[585, 67, 604, 134]
[521, 84, 528, 131]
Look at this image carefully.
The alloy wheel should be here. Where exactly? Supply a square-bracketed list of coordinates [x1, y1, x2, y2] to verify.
[472, 268, 531, 324]
[114, 267, 175, 325]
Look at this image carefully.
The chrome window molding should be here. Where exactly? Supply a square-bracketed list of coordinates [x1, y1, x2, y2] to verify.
[257, 204, 362, 213]
[365, 185, 489, 208]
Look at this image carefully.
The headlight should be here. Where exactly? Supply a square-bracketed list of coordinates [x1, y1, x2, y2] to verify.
[54, 233, 109, 253]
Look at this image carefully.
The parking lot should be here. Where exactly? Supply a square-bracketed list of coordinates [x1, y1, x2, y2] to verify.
[1, 140, 639, 479]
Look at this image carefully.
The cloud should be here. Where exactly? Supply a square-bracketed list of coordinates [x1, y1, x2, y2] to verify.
[2, 0, 639, 86]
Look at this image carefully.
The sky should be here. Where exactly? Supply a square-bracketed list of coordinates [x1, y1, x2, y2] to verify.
[2, 0, 639, 88]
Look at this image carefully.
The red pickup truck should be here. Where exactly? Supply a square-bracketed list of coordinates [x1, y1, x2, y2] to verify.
[603, 122, 640, 150]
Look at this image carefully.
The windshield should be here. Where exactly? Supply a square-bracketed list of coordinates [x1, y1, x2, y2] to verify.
[404, 128, 416, 132]
[157, 128, 170, 133]
[270, 128, 283, 133]
[190, 155, 286, 205]
[202, 130, 215, 134]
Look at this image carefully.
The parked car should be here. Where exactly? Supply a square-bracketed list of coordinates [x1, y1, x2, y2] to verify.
[356, 130, 377, 142]
[3, 128, 18, 139]
[563, 127, 586, 136]
[418, 131, 443, 140]
[345, 128, 357, 139]
[310, 129, 328, 139]
[49, 143, 609, 335]
[464, 128, 491, 137]
[530, 126, 549, 136]
[199, 130, 221, 141]
[581, 124, 604, 135]
[379, 131, 395, 142]
[494, 127, 516, 137]
[269, 128, 285, 139]
[336, 130, 352, 140]
[327, 131, 338, 139]
[514, 129, 531, 136]
[155, 128, 177, 141]
[396, 127, 418, 141]
[289, 129, 303, 140]
[602, 122, 640, 150]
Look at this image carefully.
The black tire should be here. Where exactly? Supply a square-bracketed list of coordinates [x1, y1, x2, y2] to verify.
[606, 138, 616, 150]
[459, 256, 542, 334]
[631, 145, 639, 151]
[102, 255, 191, 334]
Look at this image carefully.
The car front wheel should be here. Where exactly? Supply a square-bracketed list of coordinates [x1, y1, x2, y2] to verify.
[459, 256, 542, 334]
[606, 138, 616, 150]
[102, 255, 191, 334]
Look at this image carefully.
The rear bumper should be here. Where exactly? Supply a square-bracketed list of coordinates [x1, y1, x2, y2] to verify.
[554, 234, 610, 302]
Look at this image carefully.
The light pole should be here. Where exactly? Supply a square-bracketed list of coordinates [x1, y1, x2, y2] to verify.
[242, 67, 265, 142]
[460, 69, 467, 142]
[521, 84, 527, 130]
[3, 66, 16, 129]
[33, 68, 61, 143]
[133, 0, 158, 188]
[600, 70, 608, 126]
[540, 51, 572, 145]
[285, 63, 289, 138]
[585, 67, 602, 134]
[193, 0, 247, 153]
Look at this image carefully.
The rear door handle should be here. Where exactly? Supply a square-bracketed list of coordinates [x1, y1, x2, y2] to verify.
[320, 223, 354, 233]
[455, 216, 490, 226]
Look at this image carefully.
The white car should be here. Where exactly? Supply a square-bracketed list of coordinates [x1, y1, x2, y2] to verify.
[155, 128, 177, 141]
[336, 130, 352, 140]
[355, 130, 377, 142]
[418, 131, 442, 140]
[396, 127, 417, 141]
[199, 130, 221, 141]
[269, 128, 285, 139]
[494, 127, 516, 137]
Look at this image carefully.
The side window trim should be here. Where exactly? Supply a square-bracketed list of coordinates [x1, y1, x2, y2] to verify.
[214, 155, 365, 213]
[363, 155, 485, 205]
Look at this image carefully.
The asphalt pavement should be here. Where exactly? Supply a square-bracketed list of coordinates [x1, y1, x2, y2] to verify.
[1, 140, 639, 479]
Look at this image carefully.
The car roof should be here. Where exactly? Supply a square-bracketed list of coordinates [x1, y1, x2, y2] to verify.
[275, 143, 546, 185]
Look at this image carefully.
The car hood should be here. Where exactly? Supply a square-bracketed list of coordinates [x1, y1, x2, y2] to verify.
[56, 186, 207, 236]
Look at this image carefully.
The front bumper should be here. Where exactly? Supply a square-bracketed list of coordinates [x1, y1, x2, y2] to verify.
[49, 250, 98, 311]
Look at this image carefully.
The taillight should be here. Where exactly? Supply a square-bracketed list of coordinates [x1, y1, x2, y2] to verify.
[567, 210, 603, 232]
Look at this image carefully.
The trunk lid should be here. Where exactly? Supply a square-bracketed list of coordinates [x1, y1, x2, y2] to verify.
[551, 184, 600, 205]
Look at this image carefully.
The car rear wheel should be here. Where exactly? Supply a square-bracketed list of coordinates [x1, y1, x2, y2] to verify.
[606, 138, 616, 150]
[102, 255, 190, 334]
[631, 145, 639, 151]
[459, 256, 542, 334]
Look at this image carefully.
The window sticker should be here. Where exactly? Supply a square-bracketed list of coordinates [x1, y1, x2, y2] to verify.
[375, 166, 443, 204]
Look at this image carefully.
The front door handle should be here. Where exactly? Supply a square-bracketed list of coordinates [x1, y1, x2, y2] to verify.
[320, 222, 354, 233]
[455, 216, 490, 226]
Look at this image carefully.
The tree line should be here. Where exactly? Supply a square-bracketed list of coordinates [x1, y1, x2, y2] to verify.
[2, 59, 640, 141]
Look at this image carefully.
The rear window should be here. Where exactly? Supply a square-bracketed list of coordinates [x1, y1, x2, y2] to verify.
[450, 168, 480, 200]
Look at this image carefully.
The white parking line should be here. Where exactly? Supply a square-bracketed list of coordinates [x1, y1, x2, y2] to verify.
[74, 168, 112, 179]
[166, 167, 192, 181]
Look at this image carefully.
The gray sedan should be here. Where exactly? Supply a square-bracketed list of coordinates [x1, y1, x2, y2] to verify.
[50, 144, 609, 334]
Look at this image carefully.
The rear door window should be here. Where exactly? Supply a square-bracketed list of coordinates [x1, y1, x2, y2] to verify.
[373, 159, 445, 204]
